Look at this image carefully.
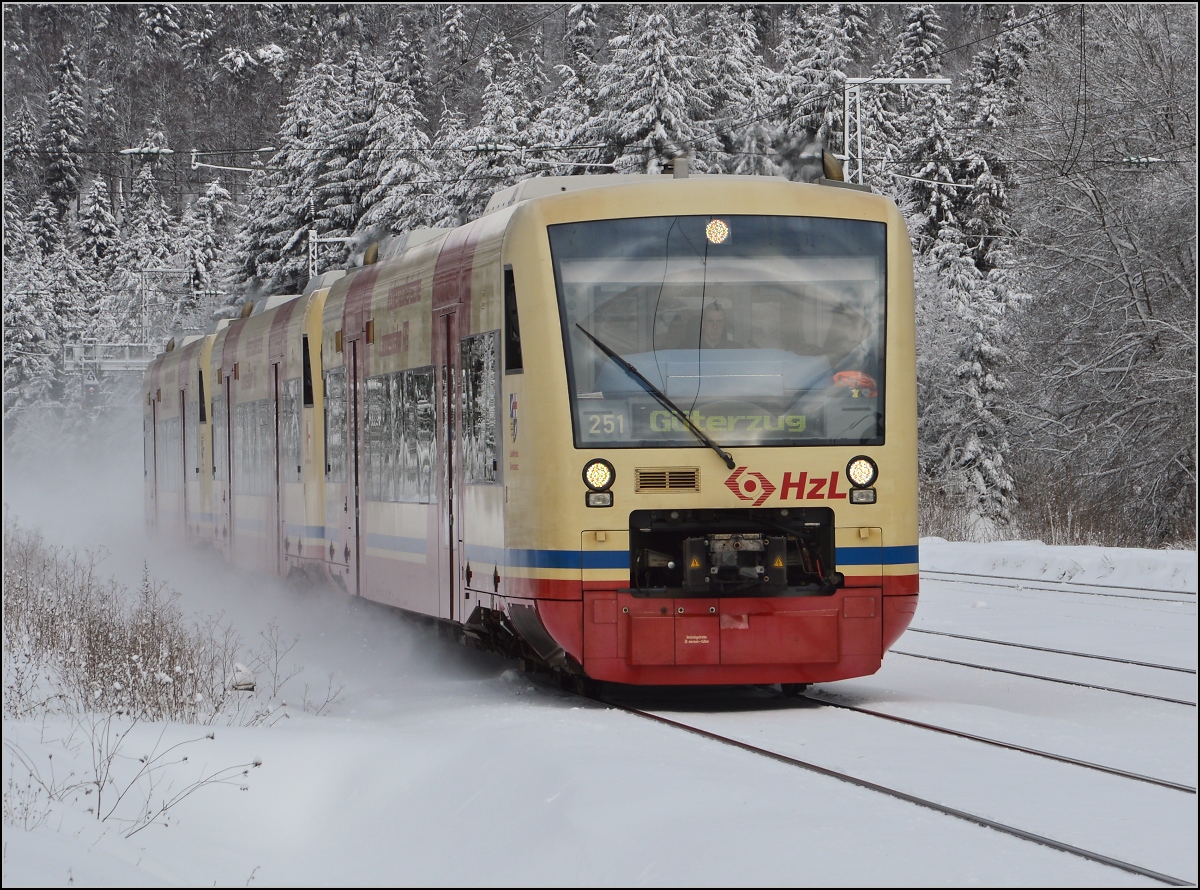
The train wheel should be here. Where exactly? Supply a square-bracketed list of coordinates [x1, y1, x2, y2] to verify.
[780, 683, 809, 697]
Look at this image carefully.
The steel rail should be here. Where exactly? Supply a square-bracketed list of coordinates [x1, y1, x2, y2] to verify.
[920, 569, 1196, 603]
[799, 692, 1196, 794]
[606, 701, 1194, 887]
[921, 568, 1196, 596]
[907, 628, 1197, 674]
[892, 651, 1196, 707]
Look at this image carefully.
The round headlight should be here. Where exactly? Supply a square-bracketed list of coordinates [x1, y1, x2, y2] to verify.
[846, 456, 878, 488]
[583, 459, 616, 492]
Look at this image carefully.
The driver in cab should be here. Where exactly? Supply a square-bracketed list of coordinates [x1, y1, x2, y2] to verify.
[667, 300, 740, 349]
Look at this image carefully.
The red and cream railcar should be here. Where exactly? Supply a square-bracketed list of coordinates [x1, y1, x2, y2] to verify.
[145, 171, 919, 688]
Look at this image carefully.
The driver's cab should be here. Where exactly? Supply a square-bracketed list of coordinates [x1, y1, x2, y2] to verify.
[550, 214, 885, 449]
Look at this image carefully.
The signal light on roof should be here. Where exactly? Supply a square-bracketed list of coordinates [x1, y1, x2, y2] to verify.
[705, 219, 730, 244]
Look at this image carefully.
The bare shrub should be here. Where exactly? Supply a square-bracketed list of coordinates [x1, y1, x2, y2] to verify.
[4, 714, 262, 838]
[3, 511, 344, 835]
[2, 511, 343, 724]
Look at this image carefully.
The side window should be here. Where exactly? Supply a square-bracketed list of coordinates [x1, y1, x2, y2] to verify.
[504, 266, 523, 373]
[282, 378, 302, 482]
[460, 330, 499, 484]
[408, 367, 436, 503]
[324, 367, 347, 481]
[365, 375, 386, 500]
[302, 335, 315, 407]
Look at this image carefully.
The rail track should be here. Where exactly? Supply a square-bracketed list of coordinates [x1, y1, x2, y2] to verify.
[906, 628, 1197, 674]
[598, 694, 1194, 887]
[920, 569, 1197, 603]
[796, 690, 1195, 794]
[889, 649, 1196, 707]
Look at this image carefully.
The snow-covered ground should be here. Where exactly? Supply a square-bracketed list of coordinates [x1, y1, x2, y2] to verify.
[3, 423, 1196, 887]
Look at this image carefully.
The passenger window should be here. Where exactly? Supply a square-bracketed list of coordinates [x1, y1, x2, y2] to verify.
[302, 335, 315, 407]
[324, 367, 347, 482]
[504, 267, 523, 373]
[461, 331, 499, 484]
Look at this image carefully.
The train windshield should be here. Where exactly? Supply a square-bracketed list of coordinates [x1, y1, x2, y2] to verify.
[549, 215, 887, 449]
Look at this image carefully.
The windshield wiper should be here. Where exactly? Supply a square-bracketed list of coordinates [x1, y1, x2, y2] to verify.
[575, 324, 735, 470]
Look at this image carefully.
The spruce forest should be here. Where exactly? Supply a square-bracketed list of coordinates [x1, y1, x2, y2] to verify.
[2, 4, 1195, 547]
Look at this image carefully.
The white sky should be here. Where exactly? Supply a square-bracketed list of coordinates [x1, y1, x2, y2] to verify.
[2, 416, 1196, 887]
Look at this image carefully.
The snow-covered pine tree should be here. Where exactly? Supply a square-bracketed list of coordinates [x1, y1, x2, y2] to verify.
[383, 12, 434, 129]
[444, 36, 537, 220]
[106, 160, 180, 341]
[359, 60, 435, 233]
[120, 161, 177, 269]
[514, 32, 568, 174]
[923, 222, 1016, 534]
[771, 8, 827, 142]
[792, 4, 872, 148]
[904, 84, 959, 254]
[77, 178, 121, 278]
[179, 179, 234, 295]
[44, 237, 103, 346]
[424, 101, 470, 228]
[41, 44, 86, 221]
[565, 2, 601, 70]
[4, 100, 42, 210]
[313, 50, 377, 249]
[2, 182, 33, 260]
[860, 4, 947, 202]
[233, 57, 346, 292]
[694, 7, 772, 173]
[2, 259, 59, 417]
[434, 5, 474, 109]
[26, 195, 63, 258]
[955, 7, 1039, 276]
[915, 9, 1034, 535]
[891, 4, 946, 80]
[551, 4, 604, 173]
[593, 8, 709, 174]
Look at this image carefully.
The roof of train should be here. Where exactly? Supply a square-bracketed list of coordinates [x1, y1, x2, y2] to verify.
[483, 172, 870, 213]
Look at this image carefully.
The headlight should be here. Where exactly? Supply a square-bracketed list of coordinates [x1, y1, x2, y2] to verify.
[583, 459, 616, 492]
[846, 456, 878, 488]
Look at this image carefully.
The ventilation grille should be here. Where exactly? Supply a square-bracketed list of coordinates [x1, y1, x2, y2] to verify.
[635, 467, 700, 493]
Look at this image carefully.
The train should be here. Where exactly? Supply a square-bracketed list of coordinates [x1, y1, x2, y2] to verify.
[143, 166, 919, 691]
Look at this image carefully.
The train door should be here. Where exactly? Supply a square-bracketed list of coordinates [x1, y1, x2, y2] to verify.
[179, 391, 188, 538]
[345, 338, 364, 596]
[222, 379, 234, 562]
[438, 310, 461, 621]
[146, 397, 158, 530]
[272, 363, 284, 576]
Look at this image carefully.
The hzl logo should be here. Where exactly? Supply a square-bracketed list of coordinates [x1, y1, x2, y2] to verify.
[724, 466, 848, 504]
[723, 467, 776, 506]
